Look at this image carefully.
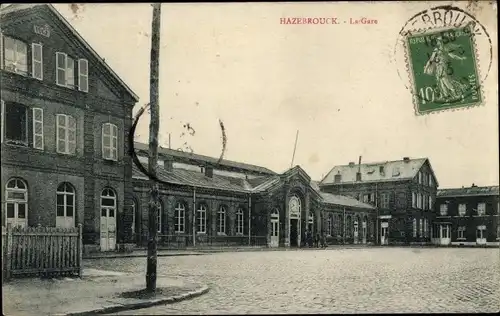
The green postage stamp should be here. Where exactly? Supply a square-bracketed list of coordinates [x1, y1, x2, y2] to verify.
[405, 25, 483, 115]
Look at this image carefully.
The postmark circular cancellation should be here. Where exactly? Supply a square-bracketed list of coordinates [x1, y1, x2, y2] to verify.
[394, 5, 493, 116]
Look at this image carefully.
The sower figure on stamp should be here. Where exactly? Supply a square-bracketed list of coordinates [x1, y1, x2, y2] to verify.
[423, 36, 468, 102]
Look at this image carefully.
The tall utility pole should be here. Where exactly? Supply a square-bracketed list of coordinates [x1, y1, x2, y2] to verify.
[146, 2, 162, 293]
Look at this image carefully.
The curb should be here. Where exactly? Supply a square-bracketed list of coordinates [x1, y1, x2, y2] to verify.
[63, 285, 210, 315]
[83, 252, 207, 260]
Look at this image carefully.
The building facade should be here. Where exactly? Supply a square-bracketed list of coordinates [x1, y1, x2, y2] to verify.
[0, 4, 138, 253]
[433, 185, 499, 246]
[319, 157, 439, 245]
[128, 145, 377, 250]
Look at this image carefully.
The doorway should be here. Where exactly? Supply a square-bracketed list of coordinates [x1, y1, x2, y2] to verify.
[270, 209, 279, 247]
[290, 219, 299, 247]
[380, 222, 388, 245]
[353, 221, 359, 244]
[439, 224, 451, 245]
[476, 225, 486, 245]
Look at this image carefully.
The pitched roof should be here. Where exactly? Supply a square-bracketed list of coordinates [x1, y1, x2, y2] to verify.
[310, 181, 375, 210]
[437, 185, 499, 198]
[320, 158, 428, 185]
[132, 163, 251, 193]
[133, 142, 276, 176]
[0, 4, 139, 102]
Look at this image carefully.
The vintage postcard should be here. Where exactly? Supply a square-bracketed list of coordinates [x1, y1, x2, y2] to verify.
[1, 1, 498, 315]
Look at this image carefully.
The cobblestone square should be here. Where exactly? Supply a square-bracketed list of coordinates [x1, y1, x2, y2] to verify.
[84, 247, 500, 314]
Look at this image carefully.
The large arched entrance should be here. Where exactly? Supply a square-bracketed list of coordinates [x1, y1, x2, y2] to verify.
[288, 195, 301, 247]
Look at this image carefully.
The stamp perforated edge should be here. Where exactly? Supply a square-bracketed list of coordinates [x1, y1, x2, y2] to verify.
[402, 24, 486, 117]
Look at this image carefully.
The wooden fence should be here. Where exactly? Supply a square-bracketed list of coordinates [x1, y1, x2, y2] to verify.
[2, 224, 83, 281]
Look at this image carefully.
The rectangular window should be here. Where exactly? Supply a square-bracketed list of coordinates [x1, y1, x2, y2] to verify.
[419, 218, 423, 237]
[102, 123, 118, 160]
[78, 59, 89, 92]
[56, 52, 76, 88]
[3, 36, 28, 75]
[458, 226, 466, 239]
[32, 108, 44, 149]
[458, 204, 466, 216]
[416, 193, 421, 209]
[428, 196, 433, 211]
[31, 43, 43, 80]
[56, 114, 76, 154]
[412, 192, 417, 208]
[363, 194, 369, 203]
[4, 102, 28, 145]
[418, 171, 422, 184]
[477, 203, 486, 216]
[440, 204, 448, 216]
[413, 218, 417, 238]
[381, 193, 390, 209]
[197, 209, 207, 234]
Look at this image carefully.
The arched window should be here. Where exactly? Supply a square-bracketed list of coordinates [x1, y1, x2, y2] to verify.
[197, 204, 207, 234]
[336, 214, 342, 236]
[236, 208, 244, 234]
[157, 201, 163, 234]
[327, 214, 332, 236]
[5, 178, 28, 228]
[56, 182, 75, 228]
[175, 202, 185, 233]
[217, 206, 226, 235]
[271, 208, 279, 219]
[131, 199, 138, 239]
[289, 195, 301, 219]
[412, 218, 417, 237]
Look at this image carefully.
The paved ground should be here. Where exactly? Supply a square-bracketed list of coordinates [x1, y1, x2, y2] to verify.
[2, 268, 208, 316]
[83, 247, 500, 314]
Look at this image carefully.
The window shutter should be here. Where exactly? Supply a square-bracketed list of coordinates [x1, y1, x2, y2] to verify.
[68, 116, 76, 154]
[78, 59, 89, 92]
[112, 124, 118, 160]
[102, 123, 109, 159]
[0, 32, 3, 70]
[1, 100, 4, 143]
[32, 108, 44, 149]
[56, 52, 66, 86]
[31, 43, 43, 80]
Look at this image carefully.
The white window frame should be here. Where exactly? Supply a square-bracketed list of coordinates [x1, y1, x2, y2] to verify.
[419, 218, 423, 237]
[102, 123, 118, 161]
[236, 208, 244, 235]
[56, 114, 76, 155]
[100, 188, 116, 221]
[416, 193, 422, 209]
[56, 182, 75, 227]
[217, 206, 226, 235]
[197, 205, 207, 234]
[412, 192, 417, 208]
[458, 204, 466, 217]
[174, 202, 185, 233]
[32, 107, 44, 150]
[3, 36, 28, 75]
[457, 226, 466, 240]
[3, 102, 28, 145]
[31, 43, 43, 80]
[5, 178, 28, 228]
[440, 204, 448, 216]
[413, 218, 417, 238]
[56, 52, 75, 88]
[157, 202, 162, 234]
[477, 203, 486, 216]
[78, 58, 89, 92]
[428, 196, 433, 211]
[423, 218, 428, 237]
[418, 171, 422, 184]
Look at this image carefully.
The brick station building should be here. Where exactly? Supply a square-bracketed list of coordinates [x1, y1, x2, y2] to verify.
[0, 4, 138, 253]
[127, 144, 376, 250]
[433, 185, 499, 246]
[319, 157, 439, 245]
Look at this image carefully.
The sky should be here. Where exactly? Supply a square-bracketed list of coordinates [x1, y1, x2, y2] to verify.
[52, 2, 498, 188]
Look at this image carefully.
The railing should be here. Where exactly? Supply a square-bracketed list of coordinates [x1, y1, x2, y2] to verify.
[135, 234, 268, 249]
[2, 224, 83, 281]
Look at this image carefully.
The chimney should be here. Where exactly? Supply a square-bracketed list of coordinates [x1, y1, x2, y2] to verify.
[348, 162, 355, 167]
[205, 166, 214, 178]
[356, 171, 362, 182]
[403, 157, 410, 162]
[471, 183, 477, 187]
[379, 165, 385, 174]
[163, 157, 173, 172]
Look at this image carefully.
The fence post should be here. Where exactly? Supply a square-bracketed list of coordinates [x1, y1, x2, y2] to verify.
[5, 224, 13, 282]
[77, 224, 83, 278]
